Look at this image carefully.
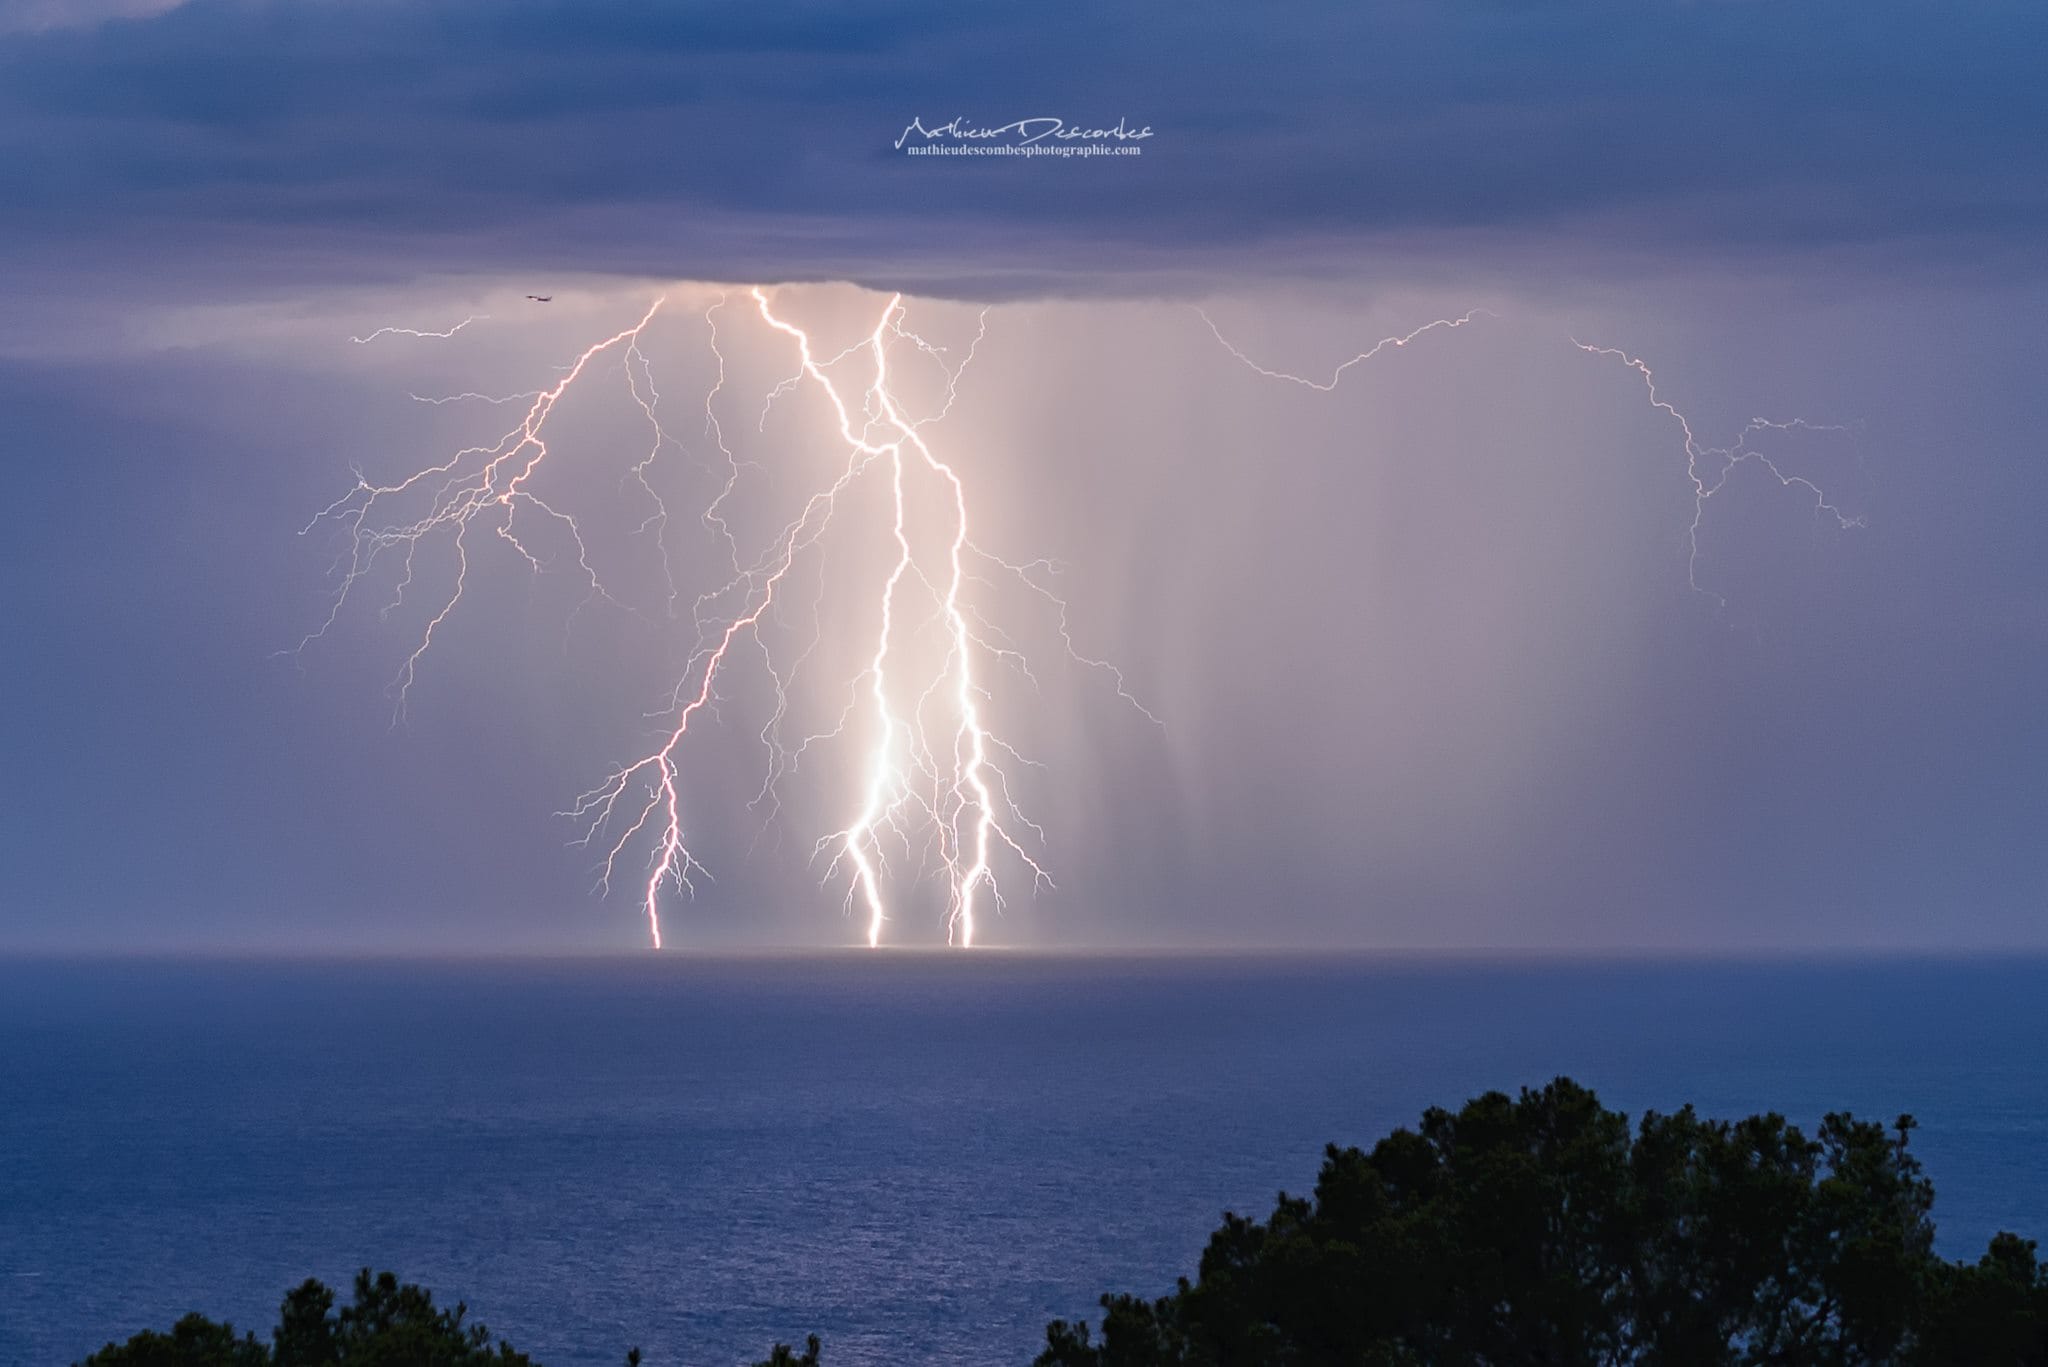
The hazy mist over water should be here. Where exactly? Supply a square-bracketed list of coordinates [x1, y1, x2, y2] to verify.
[4, 953, 2044, 1366]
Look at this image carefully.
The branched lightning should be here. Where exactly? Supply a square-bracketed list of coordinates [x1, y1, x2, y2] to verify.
[409, 389, 545, 406]
[1196, 307, 1493, 390]
[1199, 306, 1861, 603]
[301, 298, 666, 718]
[307, 288, 1151, 950]
[349, 314, 487, 345]
[1571, 342, 1864, 602]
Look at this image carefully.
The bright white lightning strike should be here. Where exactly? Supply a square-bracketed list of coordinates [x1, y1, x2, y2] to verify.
[307, 287, 1138, 950]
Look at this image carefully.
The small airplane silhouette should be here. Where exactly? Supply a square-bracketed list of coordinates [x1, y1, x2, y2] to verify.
[526, 295, 552, 303]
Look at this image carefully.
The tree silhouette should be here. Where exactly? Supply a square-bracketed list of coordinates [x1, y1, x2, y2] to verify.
[751, 1334, 823, 1367]
[1039, 1078, 2048, 1365]
[80, 1269, 541, 1367]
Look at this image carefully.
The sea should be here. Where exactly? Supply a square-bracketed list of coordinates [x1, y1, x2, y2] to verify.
[2, 954, 2044, 1366]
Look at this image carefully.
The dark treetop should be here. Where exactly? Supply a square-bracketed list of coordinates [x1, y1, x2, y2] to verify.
[1038, 1078, 2048, 1366]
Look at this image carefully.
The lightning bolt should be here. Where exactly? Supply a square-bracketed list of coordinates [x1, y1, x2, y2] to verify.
[1199, 306, 1862, 604]
[349, 314, 486, 345]
[307, 287, 1146, 950]
[301, 299, 666, 718]
[408, 390, 545, 406]
[1571, 342, 1864, 603]
[1196, 307, 1493, 389]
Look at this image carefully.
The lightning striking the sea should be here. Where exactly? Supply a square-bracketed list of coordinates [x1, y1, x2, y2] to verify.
[306, 287, 1135, 950]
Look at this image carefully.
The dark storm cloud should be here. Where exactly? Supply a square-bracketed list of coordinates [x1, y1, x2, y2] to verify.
[1, 0, 2044, 296]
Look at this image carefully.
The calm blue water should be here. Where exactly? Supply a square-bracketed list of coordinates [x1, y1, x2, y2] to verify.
[2, 954, 2045, 1366]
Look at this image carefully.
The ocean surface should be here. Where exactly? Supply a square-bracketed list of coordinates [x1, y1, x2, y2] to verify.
[2, 954, 2045, 1366]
